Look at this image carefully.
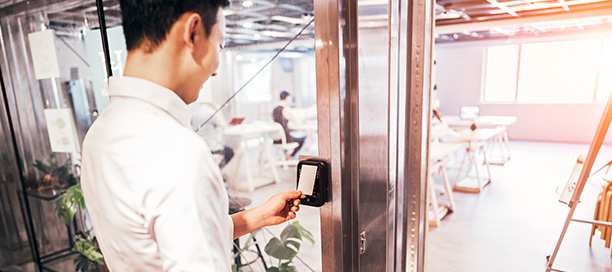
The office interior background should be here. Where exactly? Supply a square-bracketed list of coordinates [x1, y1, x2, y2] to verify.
[1, 0, 612, 271]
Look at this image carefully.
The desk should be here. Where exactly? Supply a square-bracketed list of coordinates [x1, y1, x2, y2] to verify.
[428, 142, 465, 227]
[444, 128, 500, 193]
[441, 115, 516, 165]
[223, 123, 281, 192]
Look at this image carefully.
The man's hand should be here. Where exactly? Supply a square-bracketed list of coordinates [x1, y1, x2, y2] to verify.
[260, 190, 304, 226]
[231, 190, 304, 239]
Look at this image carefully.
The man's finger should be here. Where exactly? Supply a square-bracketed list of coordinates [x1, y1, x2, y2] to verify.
[280, 190, 302, 201]
[293, 199, 301, 206]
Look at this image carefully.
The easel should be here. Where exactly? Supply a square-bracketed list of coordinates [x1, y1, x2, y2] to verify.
[546, 93, 612, 272]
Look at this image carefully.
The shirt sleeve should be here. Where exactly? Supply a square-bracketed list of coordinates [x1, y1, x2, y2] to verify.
[138, 138, 231, 272]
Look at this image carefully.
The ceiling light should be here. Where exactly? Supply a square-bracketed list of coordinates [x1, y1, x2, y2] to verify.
[573, 19, 584, 30]
[531, 23, 546, 33]
[236, 55, 244, 61]
[253, 33, 261, 39]
[492, 26, 513, 36]
[243, 22, 253, 28]
[242, 1, 253, 7]
[486, 0, 519, 17]
[558, 0, 570, 11]
[271, 16, 307, 25]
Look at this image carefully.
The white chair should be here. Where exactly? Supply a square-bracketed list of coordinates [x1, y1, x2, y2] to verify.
[269, 122, 299, 170]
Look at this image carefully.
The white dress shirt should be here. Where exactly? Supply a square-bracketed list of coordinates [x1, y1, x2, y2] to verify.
[81, 77, 233, 272]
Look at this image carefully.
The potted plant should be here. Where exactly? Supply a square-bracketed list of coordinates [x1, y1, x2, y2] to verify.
[234, 221, 315, 272]
[55, 184, 107, 272]
[32, 154, 76, 192]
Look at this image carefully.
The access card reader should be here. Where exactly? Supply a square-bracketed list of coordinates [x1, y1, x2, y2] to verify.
[296, 159, 329, 207]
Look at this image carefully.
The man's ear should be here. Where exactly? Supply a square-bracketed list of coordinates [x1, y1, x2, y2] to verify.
[184, 13, 203, 52]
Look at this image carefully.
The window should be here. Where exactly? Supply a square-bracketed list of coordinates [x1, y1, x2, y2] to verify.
[484, 45, 519, 102]
[517, 39, 599, 103]
[597, 38, 612, 102]
[483, 38, 611, 104]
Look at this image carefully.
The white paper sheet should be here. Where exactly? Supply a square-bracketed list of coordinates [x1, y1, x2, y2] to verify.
[28, 30, 61, 80]
[298, 165, 317, 196]
[44, 109, 79, 153]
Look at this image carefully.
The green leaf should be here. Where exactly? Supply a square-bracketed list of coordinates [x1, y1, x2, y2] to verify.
[264, 237, 300, 260]
[73, 232, 104, 264]
[280, 225, 301, 241]
[267, 267, 281, 272]
[53, 185, 85, 225]
[291, 221, 315, 245]
[279, 262, 298, 272]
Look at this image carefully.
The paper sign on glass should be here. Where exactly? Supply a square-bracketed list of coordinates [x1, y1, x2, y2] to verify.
[44, 109, 79, 153]
[28, 30, 61, 80]
[298, 165, 317, 196]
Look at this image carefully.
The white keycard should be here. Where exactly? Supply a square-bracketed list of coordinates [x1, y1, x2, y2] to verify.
[298, 165, 317, 196]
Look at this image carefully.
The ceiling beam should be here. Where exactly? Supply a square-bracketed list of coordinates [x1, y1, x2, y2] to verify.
[435, 6, 612, 34]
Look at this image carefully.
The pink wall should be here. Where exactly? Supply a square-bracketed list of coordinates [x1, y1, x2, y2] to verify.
[435, 38, 612, 144]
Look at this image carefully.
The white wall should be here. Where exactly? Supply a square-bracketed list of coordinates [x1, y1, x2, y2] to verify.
[435, 31, 612, 144]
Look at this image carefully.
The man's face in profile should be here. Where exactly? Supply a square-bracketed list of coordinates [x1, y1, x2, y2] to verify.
[197, 9, 226, 85]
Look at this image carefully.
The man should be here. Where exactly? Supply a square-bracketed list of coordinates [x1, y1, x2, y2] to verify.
[80, 1, 303, 271]
[189, 101, 234, 168]
[272, 91, 306, 159]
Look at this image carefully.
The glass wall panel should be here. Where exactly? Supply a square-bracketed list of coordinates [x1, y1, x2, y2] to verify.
[0, 0, 106, 270]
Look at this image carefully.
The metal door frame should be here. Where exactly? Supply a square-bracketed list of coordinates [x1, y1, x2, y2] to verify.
[314, 0, 434, 271]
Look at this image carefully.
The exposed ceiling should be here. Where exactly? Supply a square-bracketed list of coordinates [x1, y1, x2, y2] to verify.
[1, 0, 612, 45]
[435, 0, 612, 42]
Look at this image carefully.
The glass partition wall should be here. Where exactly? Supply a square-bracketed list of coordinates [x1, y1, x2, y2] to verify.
[0, 0, 107, 270]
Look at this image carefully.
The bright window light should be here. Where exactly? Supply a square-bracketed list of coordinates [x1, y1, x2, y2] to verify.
[597, 38, 612, 102]
[517, 39, 600, 103]
[484, 45, 519, 102]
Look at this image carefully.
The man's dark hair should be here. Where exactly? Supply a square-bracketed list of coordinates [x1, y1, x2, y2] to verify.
[280, 91, 291, 100]
[120, 0, 230, 52]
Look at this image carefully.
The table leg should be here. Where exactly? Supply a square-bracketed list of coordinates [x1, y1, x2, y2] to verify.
[440, 164, 456, 211]
[262, 140, 281, 184]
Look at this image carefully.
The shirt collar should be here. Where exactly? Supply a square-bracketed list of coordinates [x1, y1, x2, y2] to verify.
[108, 76, 192, 128]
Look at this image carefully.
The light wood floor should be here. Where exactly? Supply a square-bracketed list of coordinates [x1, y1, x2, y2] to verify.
[8, 141, 612, 272]
[427, 141, 612, 272]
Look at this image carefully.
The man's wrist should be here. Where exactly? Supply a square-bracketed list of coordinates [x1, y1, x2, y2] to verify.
[248, 206, 268, 229]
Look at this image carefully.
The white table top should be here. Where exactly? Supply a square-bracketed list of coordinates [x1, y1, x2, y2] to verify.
[441, 115, 517, 127]
[289, 121, 317, 131]
[430, 142, 465, 162]
[223, 122, 279, 137]
[443, 128, 502, 143]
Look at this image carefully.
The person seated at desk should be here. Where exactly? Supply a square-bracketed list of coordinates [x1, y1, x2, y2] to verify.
[190, 101, 234, 168]
[272, 91, 306, 160]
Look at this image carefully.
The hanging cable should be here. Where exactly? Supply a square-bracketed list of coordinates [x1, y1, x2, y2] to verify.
[195, 18, 314, 132]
